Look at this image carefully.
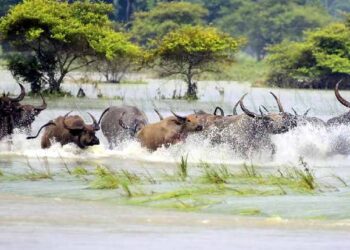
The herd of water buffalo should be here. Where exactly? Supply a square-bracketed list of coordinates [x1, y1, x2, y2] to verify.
[1, 80, 350, 157]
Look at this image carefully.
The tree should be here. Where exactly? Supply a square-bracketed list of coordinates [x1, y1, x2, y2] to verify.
[189, 0, 244, 23]
[267, 21, 350, 88]
[0, 0, 139, 93]
[216, 0, 331, 60]
[93, 33, 143, 83]
[131, 1, 208, 46]
[151, 26, 241, 99]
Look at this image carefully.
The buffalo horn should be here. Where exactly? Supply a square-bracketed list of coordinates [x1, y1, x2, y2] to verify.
[213, 106, 224, 116]
[334, 79, 350, 108]
[154, 109, 164, 120]
[9, 83, 25, 102]
[171, 111, 187, 123]
[292, 108, 298, 116]
[34, 94, 47, 111]
[97, 107, 110, 125]
[303, 108, 311, 116]
[239, 93, 263, 119]
[259, 106, 265, 116]
[261, 105, 269, 113]
[232, 100, 240, 115]
[270, 92, 284, 112]
[88, 112, 100, 131]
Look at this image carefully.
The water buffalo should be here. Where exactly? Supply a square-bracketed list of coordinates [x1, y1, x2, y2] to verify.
[27, 111, 105, 149]
[206, 93, 297, 158]
[327, 80, 350, 126]
[13, 94, 47, 133]
[0, 84, 47, 139]
[100, 106, 148, 148]
[0, 83, 26, 139]
[292, 108, 326, 127]
[136, 112, 203, 151]
[186, 107, 225, 130]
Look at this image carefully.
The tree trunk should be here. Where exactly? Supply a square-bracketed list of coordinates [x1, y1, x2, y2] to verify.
[185, 68, 197, 99]
[185, 65, 198, 99]
[49, 72, 66, 92]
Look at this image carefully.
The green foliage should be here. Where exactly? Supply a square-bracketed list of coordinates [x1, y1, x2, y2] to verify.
[177, 155, 189, 180]
[131, 2, 207, 46]
[0, 0, 140, 92]
[267, 21, 350, 88]
[200, 163, 231, 184]
[152, 25, 241, 98]
[216, 0, 331, 60]
[90, 166, 119, 189]
[72, 167, 89, 176]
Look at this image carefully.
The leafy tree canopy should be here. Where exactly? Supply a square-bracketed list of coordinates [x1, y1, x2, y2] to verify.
[131, 1, 208, 46]
[0, 0, 140, 92]
[215, 0, 331, 60]
[267, 21, 350, 88]
[151, 25, 242, 99]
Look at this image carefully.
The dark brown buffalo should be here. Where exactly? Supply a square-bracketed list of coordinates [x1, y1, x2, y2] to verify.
[0, 83, 47, 139]
[327, 80, 350, 126]
[136, 112, 203, 151]
[13, 94, 47, 133]
[0, 83, 26, 139]
[27, 111, 108, 149]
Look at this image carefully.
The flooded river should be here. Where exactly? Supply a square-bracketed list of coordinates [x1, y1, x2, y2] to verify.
[1, 70, 350, 249]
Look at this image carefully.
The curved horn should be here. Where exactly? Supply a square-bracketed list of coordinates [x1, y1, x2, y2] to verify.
[34, 93, 47, 111]
[232, 100, 240, 115]
[88, 112, 100, 131]
[270, 92, 284, 112]
[27, 121, 55, 140]
[214, 106, 224, 116]
[97, 107, 110, 125]
[292, 108, 298, 116]
[261, 105, 269, 113]
[171, 111, 187, 123]
[303, 108, 311, 116]
[259, 106, 265, 116]
[154, 109, 164, 120]
[334, 79, 350, 108]
[239, 93, 263, 119]
[9, 83, 25, 102]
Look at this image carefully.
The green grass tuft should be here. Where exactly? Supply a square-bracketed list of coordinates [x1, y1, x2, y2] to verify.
[72, 167, 89, 176]
[200, 163, 231, 184]
[177, 155, 189, 180]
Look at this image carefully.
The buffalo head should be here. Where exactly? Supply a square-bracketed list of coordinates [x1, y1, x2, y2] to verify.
[119, 112, 147, 136]
[240, 93, 297, 134]
[63, 112, 100, 148]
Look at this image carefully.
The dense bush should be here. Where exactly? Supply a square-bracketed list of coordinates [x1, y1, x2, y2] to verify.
[267, 20, 350, 89]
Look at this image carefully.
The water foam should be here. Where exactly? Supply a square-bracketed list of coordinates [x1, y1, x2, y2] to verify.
[1, 124, 350, 167]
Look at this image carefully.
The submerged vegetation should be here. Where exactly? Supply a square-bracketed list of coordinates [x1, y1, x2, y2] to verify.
[0, 157, 343, 215]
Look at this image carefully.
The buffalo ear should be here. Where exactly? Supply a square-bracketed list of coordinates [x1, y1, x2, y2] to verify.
[64, 117, 85, 131]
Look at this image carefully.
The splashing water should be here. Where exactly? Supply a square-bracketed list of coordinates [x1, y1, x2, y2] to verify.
[1, 123, 350, 170]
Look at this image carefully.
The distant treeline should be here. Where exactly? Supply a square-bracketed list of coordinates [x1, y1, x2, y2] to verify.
[0, 0, 349, 90]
